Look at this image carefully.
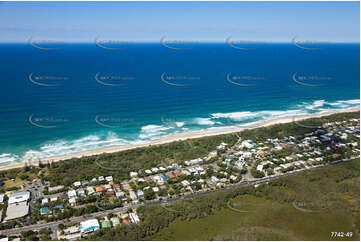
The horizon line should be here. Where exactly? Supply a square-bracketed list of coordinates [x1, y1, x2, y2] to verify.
[0, 41, 360, 44]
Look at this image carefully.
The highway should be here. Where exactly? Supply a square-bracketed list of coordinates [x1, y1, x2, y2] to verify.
[0, 156, 357, 237]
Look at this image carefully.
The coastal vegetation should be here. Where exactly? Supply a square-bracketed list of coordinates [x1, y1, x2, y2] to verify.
[84, 157, 360, 241]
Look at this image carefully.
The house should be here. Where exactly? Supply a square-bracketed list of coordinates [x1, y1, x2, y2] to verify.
[153, 175, 164, 185]
[87, 187, 95, 195]
[110, 217, 120, 226]
[256, 164, 263, 172]
[122, 219, 130, 225]
[81, 180, 89, 186]
[152, 187, 159, 193]
[129, 213, 140, 224]
[240, 140, 253, 149]
[340, 133, 348, 140]
[98, 176, 105, 182]
[230, 175, 237, 181]
[320, 135, 331, 142]
[166, 172, 175, 179]
[181, 180, 190, 187]
[95, 187, 104, 193]
[50, 197, 58, 202]
[211, 176, 219, 183]
[55, 205, 64, 209]
[0, 194, 4, 204]
[280, 163, 293, 169]
[113, 184, 120, 190]
[73, 181, 81, 187]
[69, 198, 76, 206]
[129, 191, 137, 201]
[208, 151, 217, 158]
[77, 189, 86, 197]
[136, 190, 144, 198]
[159, 166, 166, 171]
[161, 174, 168, 181]
[41, 198, 49, 205]
[129, 172, 138, 178]
[332, 153, 342, 159]
[174, 171, 184, 177]
[115, 192, 125, 198]
[68, 190, 77, 199]
[106, 190, 115, 196]
[105, 176, 113, 182]
[185, 158, 203, 166]
[100, 219, 111, 228]
[151, 167, 159, 173]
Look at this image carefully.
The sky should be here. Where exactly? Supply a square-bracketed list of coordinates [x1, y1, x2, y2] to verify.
[0, 1, 359, 43]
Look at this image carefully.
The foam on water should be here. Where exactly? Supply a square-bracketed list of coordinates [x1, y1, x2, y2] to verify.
[1, 98, 359, 166]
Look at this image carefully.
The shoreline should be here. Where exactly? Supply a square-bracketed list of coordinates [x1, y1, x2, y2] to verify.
[0, 106, 359, 171]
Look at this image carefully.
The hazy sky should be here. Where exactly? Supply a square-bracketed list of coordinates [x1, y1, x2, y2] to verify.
[0, 1, 359, 43]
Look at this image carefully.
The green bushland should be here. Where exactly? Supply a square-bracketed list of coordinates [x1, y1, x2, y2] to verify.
[84, 158, 360, 241]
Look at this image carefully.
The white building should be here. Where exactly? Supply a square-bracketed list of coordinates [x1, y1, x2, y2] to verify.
[80, 219, 100, 234]
[8, 191, 30, 204]
[68, 190, 77, 199]
[129, 191, 137, 201]
[129, 172, 138, 178]
[87, 187, 95, 195]
[129, 213, 140, 224]
[41, 198, 49, 205]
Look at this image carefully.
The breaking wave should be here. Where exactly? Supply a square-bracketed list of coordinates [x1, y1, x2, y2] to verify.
[2, 98, 359, 167]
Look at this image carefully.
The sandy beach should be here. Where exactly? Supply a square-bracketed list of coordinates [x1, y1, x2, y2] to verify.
[0, 107, 359, 171]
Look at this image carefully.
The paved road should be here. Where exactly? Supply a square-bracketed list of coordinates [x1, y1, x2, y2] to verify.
[0, 156, 357, 237]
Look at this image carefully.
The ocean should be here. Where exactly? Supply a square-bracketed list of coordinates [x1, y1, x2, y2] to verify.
[0, 43, 359, 166]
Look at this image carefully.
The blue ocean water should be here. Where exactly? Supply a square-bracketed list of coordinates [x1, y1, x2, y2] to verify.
[0, 43, 359, 166]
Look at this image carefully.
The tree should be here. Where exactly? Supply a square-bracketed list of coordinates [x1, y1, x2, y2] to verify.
[251, 168, 265, 178]
[144, 189, 155, 200]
